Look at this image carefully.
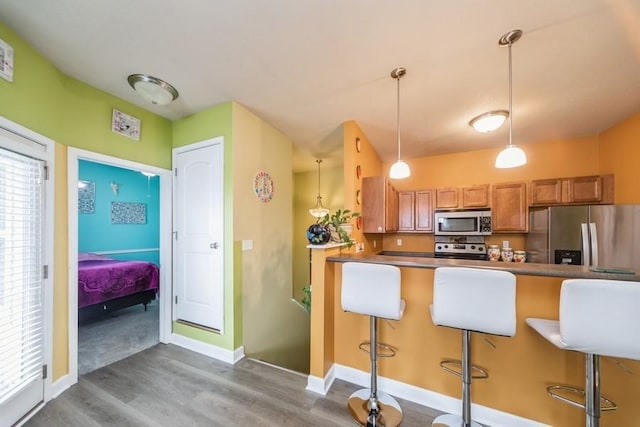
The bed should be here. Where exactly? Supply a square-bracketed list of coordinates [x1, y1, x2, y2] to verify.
[78, 253, 159, 321]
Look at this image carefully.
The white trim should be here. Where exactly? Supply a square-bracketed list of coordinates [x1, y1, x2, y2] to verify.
[91, 248, 160, 255]
[170, 334, 244, 364]
[0, 116, 55, 415]
[50, 374, 74, 399]
[322, 364, 551, 427]
[305, 365, 336, 395]
[67, 147, 173, 385]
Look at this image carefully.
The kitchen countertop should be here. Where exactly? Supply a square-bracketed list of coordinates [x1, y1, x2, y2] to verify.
[326, 252, 640, 282]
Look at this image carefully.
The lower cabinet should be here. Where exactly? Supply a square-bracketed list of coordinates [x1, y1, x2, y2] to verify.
[491, 182, 528, 232]
[398, 190, 435, 232]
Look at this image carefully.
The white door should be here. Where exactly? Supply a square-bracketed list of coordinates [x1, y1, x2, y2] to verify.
[173, 138, 224, 331]
[0, 146, 45, 426]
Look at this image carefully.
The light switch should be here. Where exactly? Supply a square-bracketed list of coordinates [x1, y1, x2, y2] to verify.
[242, 240, 253, 251]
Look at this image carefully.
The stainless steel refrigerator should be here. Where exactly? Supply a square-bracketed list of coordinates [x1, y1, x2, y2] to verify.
[526, 205, 640, 271]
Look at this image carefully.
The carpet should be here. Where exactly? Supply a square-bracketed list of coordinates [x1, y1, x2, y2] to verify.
[78, 300, 159, 375]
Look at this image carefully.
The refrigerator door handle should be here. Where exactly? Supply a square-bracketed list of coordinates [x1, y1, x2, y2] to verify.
[590, 222, 598, 266]
[581, 223, 591, 266]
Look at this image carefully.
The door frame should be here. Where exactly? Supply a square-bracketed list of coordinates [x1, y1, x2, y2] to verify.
[0, 115, 54, 415]
[67, 147, 172, 384]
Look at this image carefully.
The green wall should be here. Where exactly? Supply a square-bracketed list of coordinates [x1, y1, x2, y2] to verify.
[171, 102, 241, 351]
[0, 20, 172, 380]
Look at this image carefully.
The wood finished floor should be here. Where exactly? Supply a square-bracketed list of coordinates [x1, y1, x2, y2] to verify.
[26, 344, 443, 426]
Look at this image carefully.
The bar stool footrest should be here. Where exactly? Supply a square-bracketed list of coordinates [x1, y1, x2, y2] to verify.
[358, 341, 397, 358]
[440, 359, 489, 379]
[547, 385, 617, 411]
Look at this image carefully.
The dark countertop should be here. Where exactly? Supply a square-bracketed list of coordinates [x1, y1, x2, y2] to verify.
[326, 252, 640, 282]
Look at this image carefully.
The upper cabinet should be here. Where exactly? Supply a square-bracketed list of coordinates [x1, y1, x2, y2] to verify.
[436, 185, 490, 210]
[491, 182, 528, 232]
[362, 176, 399, 233]
[435, 187, 458, 209]
[530, 174, 613, 206]
[462, 184, 490, 208]
[398, 190, 435, 232]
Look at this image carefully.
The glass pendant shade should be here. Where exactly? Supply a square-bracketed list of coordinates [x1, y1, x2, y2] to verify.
[309, 159, 330, 218]
[495, 145, 527, 168]
[389, 160, 411, 179]
[495, 30, 527, 169]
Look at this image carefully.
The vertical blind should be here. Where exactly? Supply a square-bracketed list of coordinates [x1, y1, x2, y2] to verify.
[0, 147, 44, 404]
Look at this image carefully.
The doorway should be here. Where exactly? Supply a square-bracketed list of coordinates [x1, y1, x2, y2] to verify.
[67, 148, 172, 383]
[0, 118, 54, 427]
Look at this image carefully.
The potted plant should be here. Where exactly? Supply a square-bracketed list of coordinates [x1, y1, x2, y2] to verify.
[320, 209, 360, 247]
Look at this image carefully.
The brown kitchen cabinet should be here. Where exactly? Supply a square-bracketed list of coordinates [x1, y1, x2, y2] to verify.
[436, 185, 490, 209]
[362, 176, 399, 233]
[435, 187, 459, 209]
[398, 190, 435, 232]
[491, 181, 528, 232]
[530, 174, 613, 206]
[462, 184, 490, 208]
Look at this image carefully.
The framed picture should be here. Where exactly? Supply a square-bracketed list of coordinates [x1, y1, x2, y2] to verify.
[0, 37, 14, 82]
[112, 109, 141, 141]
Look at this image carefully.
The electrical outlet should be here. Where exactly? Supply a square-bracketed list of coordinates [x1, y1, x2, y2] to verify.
[502, 240, 510, 248]
[397, 239, 402, 246]
[373, 240, 377, 248]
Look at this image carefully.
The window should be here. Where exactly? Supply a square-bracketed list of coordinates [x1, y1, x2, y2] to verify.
[0, 146, 45, 405]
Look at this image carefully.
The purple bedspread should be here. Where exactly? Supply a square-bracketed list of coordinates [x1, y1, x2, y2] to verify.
[78, 258, 159, 308]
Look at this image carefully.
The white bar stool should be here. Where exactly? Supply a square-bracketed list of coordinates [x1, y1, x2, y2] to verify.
[341, 262, 406, 427]
[526, 279, 640, 427]
[430, 267, 516, 427]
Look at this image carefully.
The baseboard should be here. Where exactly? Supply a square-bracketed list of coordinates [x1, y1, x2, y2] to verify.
[333, 364, 551, 427]
[170, 333, 243, 365]
[51, 373, 75, 399]
[305, 364, 336, 395]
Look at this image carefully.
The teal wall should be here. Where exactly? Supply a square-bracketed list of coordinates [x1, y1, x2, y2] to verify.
[78, 160, 160, 265]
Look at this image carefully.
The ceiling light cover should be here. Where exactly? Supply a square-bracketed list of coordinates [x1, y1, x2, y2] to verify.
[127, 74, 179, 105]
[495, 30, 527, 168]
[470, 110, 509, 133]
[390, 67, 410, 179]
[309, 159, 330, 218]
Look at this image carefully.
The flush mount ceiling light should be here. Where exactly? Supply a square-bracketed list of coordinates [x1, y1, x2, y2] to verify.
[495, 30, 527, 168]
[469, 110, 509, 133]
[309, 159, 330, 218]
[389, 67, 410, 179]
[127, 74, 179, 105]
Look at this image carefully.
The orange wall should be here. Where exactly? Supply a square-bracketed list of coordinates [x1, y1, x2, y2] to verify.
[598, 112, 640, 203]
[347, 113, 640, 254]
[343, 120, 385, 254]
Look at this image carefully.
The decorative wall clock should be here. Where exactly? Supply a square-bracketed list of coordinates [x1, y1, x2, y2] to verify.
[253, 171, 274, 203]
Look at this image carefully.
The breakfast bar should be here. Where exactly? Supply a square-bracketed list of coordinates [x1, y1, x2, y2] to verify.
[307, 246, 640, 427]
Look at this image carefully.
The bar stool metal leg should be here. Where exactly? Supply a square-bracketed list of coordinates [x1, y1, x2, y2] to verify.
[586, 353, 600, 427]
[432, 330, 482, 427]
[347, 316, 402, 427]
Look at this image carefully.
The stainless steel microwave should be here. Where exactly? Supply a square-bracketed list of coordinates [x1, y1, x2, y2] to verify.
[434, 209, 492, 236]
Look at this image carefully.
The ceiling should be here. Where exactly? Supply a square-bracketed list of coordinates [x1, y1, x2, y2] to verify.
[1, 0, 639, 172]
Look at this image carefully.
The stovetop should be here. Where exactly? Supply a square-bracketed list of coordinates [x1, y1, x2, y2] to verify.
[434, 236, 487, 260]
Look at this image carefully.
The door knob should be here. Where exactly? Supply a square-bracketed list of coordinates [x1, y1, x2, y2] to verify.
[210, 242, 219, 249]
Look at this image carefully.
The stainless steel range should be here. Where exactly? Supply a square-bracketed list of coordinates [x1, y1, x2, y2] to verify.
[434, 236, 487, 260]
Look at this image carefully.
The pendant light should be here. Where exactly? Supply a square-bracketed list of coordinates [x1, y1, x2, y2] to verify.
[495, 30, 527, 168]
[309, 159, 330, 218]
[389, 67, 410, 179]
